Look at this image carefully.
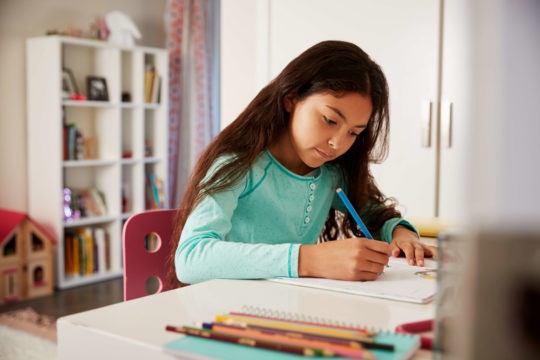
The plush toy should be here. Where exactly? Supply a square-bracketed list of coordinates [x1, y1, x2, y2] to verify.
[105, 11, 141, 47]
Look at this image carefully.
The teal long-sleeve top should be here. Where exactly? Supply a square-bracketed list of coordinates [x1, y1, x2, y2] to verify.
[175, 151, 417, 284]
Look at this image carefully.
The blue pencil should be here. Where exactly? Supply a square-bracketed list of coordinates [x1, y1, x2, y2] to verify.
[336, 188, 374, 239]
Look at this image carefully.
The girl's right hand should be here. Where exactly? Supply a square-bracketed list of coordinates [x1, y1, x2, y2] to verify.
[298, 238, 391, 281]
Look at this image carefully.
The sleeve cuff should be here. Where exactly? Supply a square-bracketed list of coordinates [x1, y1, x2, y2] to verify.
[381, 218, 419, 243]
[287, 243, 301, 278]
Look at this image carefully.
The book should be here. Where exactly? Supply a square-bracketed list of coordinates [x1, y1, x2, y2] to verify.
[64, 232, 74, 274]
[93, 227, 107, 275]
[163, 309, 420, 360]
[269, 257, 437, 304]
[144, 65, 155, 103]
[81, 227, 94, 275]
[150, 73, 161, 103]
[145, 173, 165, 209]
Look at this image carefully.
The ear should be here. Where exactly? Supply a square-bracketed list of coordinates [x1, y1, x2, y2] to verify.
[284, 95, 297, 113]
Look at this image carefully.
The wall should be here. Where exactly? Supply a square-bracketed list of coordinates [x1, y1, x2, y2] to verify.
[220, 0, 265, 128]
[0, 0, 166, 212]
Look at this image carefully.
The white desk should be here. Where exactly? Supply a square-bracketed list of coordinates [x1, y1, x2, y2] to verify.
[57, 279, 434, 359]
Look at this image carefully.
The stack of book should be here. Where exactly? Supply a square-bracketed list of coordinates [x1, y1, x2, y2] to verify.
[64, 187, 108, 220]
[64, 227, 110, 277]
[63, 123, 97, 160]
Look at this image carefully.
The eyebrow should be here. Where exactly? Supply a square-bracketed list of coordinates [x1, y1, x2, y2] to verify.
[325, 105, 367, 128]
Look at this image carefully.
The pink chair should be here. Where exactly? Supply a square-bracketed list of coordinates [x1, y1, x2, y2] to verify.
[122, 209, 178, 301]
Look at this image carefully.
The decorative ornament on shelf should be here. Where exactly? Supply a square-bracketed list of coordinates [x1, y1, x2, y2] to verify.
[105, 11, 141, 47]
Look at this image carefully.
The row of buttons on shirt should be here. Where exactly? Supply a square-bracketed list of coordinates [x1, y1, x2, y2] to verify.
[305, 183, 317, 224]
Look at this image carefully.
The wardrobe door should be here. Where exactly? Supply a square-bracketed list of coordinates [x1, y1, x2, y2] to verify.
[438, 0, 473, 221]
[269, 0, 441, 218]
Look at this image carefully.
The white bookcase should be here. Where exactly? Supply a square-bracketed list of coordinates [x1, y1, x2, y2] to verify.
[26, 36, 169, 289]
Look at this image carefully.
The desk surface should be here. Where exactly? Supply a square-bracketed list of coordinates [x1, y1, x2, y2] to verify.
[57, 279, 434, 359]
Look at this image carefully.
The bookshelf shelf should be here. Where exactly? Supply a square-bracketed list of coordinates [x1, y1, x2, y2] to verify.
[143, 157, 161, 163]
[64, 215, 118, 228]
[27, 35, 169, 289]
[62, 270, 123, 289]
[63, 159, 118, 167]
[62, 100, 119, 108]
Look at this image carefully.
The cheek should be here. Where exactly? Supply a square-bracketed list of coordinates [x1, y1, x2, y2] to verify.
[291, 113, 317, 141]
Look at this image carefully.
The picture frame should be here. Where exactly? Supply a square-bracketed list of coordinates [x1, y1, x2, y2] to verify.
[86, 76, 109, 101]
[62, 68, 79, 99]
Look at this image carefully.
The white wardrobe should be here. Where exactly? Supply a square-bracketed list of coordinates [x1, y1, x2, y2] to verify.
[221, 0, 473, 221]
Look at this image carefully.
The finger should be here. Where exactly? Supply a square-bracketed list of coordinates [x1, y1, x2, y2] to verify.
[364, 239, 392, 255]
[360, 247, 390, 266]
[400, 242, 415, 265]
[354, 271, 381, 281]
[424, 245, 438, 259]
[414, 245, 425, 266]
[350, 258, 386, 278]
[362, 260, 386, 275]
[390, 244, 401, 257]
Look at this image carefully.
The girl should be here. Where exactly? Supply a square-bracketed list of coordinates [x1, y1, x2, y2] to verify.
[170, 40, 436, 286]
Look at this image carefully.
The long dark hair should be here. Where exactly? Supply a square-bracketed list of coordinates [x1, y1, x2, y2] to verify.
[167, 40, 401, 287]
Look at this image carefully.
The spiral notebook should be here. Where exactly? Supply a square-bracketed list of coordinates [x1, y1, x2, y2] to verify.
[269, 257, 437, 304]
[163, 308, 421, 360]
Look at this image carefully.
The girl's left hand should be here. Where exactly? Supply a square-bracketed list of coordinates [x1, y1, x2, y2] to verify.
[389, 226, 437, 267]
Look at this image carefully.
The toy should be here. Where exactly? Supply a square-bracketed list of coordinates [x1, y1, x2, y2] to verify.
[105, 11, 141, 47]
[0, 209, 56, 304]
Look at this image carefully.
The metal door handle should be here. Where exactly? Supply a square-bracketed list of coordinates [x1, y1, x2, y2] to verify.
[421, 101, 432, 148]
[441, 100, 453, 148]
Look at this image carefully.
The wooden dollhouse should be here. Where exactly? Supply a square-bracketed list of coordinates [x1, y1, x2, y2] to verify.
[0, 209, 56, 304]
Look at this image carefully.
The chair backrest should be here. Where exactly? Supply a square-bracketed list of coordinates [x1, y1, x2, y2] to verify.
[122, 209, 178, 301]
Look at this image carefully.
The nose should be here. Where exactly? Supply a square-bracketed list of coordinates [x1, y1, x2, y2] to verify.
[328, 138, 336, 149]
[328, 132, 345, 150]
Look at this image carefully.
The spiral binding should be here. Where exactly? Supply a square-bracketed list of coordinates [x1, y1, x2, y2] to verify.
[238, 305, 392, 335]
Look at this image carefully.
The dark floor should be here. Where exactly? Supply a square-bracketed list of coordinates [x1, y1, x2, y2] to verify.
[0, 277, 124, 320]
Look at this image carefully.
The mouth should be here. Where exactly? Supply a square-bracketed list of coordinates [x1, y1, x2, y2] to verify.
[315, 148, 334, 160]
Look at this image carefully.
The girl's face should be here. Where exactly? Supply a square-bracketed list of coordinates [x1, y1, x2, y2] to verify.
[272, 92, 372, 175]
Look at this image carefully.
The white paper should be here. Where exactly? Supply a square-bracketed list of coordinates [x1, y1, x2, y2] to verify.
[269, 257, 437, 304]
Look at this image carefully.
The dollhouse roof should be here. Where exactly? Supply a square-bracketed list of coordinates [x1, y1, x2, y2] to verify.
[0, 209, 56, 246]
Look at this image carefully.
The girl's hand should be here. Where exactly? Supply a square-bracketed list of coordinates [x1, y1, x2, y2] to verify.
[389, 226, 437, 266]
[298, 238, 391, 281]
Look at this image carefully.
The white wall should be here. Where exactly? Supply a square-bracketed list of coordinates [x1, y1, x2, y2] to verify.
[0, 0, 166, 212]
[220, 0, 265, 128]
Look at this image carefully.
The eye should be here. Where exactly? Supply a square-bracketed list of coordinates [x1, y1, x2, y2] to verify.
[323, 115, 337, 125]
[349, 131, 360, 137]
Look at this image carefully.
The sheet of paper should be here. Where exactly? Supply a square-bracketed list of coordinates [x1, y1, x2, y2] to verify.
[269, 258, 437, 304]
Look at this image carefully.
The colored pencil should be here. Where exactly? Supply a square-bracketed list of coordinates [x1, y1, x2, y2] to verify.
[206, 323, 375, 359]
[336, 188, 373, 239]
[216, 313, 372, 341]
[204, 322, 394, 351]
[165, 325, 335, 357]
[229, 311, 377, 336]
